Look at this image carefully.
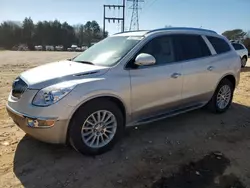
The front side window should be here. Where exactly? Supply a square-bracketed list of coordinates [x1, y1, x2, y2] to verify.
[138, 36, 176, 65]
[73, 36, 143, 67]
[207, 36, 231, 54]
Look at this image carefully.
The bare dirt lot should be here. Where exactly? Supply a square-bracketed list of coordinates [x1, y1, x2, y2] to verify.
[0, 51, 250, 188]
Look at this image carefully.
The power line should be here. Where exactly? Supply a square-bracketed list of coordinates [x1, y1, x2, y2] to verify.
[146, 0, 158, 8]
[140, 0, 158, 16]
[103, 0, 126, 36]
[128, 0, 144, 31]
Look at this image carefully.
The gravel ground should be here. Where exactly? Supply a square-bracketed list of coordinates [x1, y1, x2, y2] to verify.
[0, 51, 250, 188]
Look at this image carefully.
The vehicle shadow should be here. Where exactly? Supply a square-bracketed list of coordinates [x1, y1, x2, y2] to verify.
[13, 102, 250, 188]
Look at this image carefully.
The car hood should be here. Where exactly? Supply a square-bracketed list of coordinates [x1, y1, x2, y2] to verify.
[20, 60, 110, 89]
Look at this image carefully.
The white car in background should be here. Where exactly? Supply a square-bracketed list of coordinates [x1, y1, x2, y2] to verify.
[34, 45, 43, 51]
[46, 45, 55, 51]
[231, 42, 248, 67]
[55, 45, 64, 51]
[68, 45, 78, 51]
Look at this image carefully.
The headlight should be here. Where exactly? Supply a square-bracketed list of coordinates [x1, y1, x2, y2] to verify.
[32, 81, 77, 107]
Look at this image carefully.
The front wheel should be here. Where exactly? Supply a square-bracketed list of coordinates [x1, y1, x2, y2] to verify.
[69, 99, 124, 155]
[207, 79, 234, 113]
[241, 57, 247, 68]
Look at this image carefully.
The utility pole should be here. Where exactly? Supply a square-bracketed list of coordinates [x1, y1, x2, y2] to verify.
[103, 0, 126, 37]
[128, 0, 144, 31]
[122, 0, 125, 32]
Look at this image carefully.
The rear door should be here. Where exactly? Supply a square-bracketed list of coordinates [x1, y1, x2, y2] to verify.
[173, 34, 214, 106]
[206, 35, 234, 88]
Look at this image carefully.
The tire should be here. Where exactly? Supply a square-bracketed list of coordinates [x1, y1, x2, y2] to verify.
[69, 99, 124, 155]
[241, 57, 247, 68]
[207, 79, 234, 113]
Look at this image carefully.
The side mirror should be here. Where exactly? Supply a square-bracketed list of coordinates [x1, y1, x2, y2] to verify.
[135, 53, 156, 66]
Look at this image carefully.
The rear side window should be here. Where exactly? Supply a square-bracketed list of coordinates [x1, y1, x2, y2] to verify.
[207, 36, 231, 54]
[173, 34, 211, 61]
[232, 43, 244, 50]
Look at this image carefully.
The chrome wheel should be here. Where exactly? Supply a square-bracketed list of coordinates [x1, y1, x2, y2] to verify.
[216, 85, 231, 110]
[81, 110, 117, 148]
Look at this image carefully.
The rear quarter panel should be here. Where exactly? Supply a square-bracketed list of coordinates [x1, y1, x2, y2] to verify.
[211, 51, 241, 89]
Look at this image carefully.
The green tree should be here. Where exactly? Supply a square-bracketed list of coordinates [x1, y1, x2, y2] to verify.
[0, 21, 22, 48]
[243, 37, 250, 54]
[52, 20, 62, 46]
[0, 18, 107, 50]
[22, 17, 35, 49]
[83, 20, 103, 46]
[222, 29, 247, 42]
[33, 21, 44, 45]
[74, 24, 85, 46]
[62, 22, 76, 48]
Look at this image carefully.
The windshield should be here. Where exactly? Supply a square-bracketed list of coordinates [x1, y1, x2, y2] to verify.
[73, 36, 143, 67]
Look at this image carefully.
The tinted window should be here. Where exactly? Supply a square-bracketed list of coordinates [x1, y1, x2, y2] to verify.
[232, 43, 244, 50]
[207, 36, 231, 54]
[139, 36, 175, 65]
[173, 34, 211, 61]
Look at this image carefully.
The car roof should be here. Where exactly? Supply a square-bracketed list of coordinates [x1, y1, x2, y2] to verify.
[114, 27, 217, 37]
[113, 30, 149, 36]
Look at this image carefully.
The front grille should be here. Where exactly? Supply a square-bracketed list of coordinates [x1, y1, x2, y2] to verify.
[12, 77, 28, 99]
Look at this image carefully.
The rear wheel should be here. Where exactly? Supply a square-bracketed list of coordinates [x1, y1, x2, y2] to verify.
[69, 99, 124, 155]
[207, 79, 234, 113]
[241, 57, 247, 67]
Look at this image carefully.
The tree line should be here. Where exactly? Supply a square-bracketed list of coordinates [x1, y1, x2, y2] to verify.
[0, 17, 108, 50]
[0, 18, 249, 53]
[222, 29, 250, 53]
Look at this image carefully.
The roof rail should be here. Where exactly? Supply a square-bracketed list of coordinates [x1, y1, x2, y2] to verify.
[114, 30, 148, 35]
[146, 27, 217, 34]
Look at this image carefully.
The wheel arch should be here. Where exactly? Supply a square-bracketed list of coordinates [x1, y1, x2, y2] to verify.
[66, 95, 128, 143]
[204, 73, 237, 107]
[216, 74, 236, 91]
[242, 55, 248, 60]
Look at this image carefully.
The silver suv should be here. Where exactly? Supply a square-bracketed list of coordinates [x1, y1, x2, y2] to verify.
[7, 27, 241, 155]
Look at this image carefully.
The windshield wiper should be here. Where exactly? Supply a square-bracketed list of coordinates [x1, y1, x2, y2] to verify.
[74, 60, 94, 65]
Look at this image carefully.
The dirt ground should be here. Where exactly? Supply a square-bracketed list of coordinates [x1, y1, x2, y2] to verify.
[0, 51, 250, 188]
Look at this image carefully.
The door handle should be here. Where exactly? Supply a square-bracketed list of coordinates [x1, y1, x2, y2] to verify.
[171, 73, 181, 78]
[207, 66, 214, 71]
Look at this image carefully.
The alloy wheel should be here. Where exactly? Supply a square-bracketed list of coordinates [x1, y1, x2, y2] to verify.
[216, 85, 231, 110]
[81, 110, 117, 148]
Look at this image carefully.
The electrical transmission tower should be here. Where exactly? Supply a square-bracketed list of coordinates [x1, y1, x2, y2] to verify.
[103, 0, 125, 37]
[128, 0, 144, 31]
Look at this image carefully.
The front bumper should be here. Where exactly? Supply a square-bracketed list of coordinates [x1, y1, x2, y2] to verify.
[6, 106, 68, 144]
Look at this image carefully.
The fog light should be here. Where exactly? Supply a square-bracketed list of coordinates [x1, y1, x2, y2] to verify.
[27, 119, 38, 127]
[26, 118, 55, 128]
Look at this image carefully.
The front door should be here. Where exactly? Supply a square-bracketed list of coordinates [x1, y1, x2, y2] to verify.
[128, 35, 183, 121]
